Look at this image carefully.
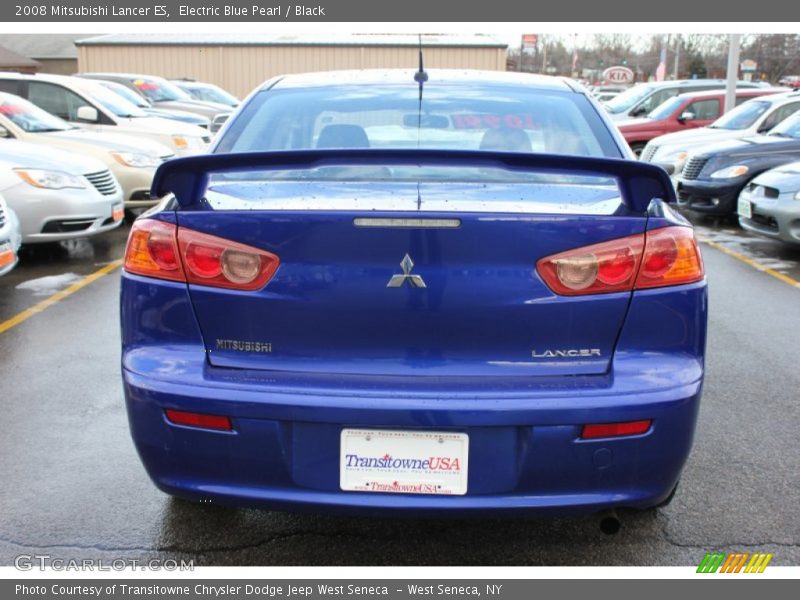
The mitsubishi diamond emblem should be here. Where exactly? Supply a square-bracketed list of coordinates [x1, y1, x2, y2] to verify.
[387, 254, 426, 288]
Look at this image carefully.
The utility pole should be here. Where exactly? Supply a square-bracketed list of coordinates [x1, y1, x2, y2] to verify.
[541, 35, 547, 73]
[725, 34, 741, 114]
[673, 34, 681, 79]
[518, 36, 524, 72]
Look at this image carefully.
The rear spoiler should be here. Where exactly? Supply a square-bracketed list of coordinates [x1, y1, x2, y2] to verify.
[151, 149, 676, 214]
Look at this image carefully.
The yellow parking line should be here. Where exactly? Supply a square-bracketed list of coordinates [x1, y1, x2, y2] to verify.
[700, 239, 800, 290]
[0, 260, 122, 336]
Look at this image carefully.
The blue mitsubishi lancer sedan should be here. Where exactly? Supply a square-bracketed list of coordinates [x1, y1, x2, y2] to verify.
[121, 70, 707, 522]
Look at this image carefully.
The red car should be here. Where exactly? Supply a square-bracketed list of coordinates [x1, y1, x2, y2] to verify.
[618, 88, 782, 156]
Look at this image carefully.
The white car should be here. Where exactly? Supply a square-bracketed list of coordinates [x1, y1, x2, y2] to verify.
[0, 72, 210, 156]
[0, 193, 22, 275]
[641, 90, 800, 175]
[0, 92, 173, 209]
[0, 140, 124, 244]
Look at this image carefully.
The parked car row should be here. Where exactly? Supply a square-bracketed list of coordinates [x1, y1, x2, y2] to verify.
[634, 88, 800, 246]
[618, 87, 786, 156]
[0, 70, 240, 276]
[604, 78, 770, 122]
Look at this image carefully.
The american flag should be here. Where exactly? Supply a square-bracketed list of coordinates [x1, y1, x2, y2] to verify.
[655, 46, 667, 81]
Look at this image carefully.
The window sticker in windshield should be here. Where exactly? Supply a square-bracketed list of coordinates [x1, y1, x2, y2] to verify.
[134, 80, 158, 91]
[0, 105, 24, 116]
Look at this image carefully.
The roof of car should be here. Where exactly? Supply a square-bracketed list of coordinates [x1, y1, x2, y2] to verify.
[0, 71, 137, 94]
[80, 73, 169, 82]
[0, 71, 90, 85]
[672, 87, 789, 101]
[638, 79, 754, 89]
[263, 69, 579, 92]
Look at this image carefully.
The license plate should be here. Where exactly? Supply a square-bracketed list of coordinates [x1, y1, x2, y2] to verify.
[340, 429, 468, 495]
[738, 197, 753, 219]
[112, 204, 124, 222]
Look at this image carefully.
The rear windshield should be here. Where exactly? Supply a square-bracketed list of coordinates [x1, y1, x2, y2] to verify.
[208, 83, 623, 213]
[215, 83, 620, 159]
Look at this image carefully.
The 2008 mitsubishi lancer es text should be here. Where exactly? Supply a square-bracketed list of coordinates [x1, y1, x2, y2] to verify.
[121, 70, 707, 519]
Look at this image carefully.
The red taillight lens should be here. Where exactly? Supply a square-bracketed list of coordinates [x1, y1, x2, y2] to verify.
[185, 242, 223, 279]
[177, 228, 279, 290]
[581, 420, 652, 439]
[165, 409, 233, 431]
[123, 219, 280, 290]
[537, 226, 704, 296]
[537, 233, 644, 295]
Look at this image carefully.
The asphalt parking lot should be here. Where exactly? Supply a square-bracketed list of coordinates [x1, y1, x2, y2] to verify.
[0, 219, 798, 567]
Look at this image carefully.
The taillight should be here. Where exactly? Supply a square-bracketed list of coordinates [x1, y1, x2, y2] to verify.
[123, 219, 184, 282]
[177, 227, 279, 290]
[537, 226, 704, 296]
[124, 219, 280, 290]
[635, 226, 705, 289]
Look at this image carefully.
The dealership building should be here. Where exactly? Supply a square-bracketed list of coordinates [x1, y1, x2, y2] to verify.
[75, 34, 508, 99]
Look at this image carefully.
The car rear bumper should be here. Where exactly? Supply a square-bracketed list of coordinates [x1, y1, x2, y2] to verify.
[121, 266, 706, 516]
[123, 360, 702, 516]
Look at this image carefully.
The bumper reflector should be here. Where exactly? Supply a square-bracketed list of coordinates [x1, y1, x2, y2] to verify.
[581, 420, 652, 439]
[165, 409, 233, 431]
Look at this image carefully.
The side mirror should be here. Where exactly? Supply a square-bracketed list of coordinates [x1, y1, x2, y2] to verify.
[678, 111, 695, 122]
[210, 113, 230, 134]
[630, 106, 648, 117]
[0, 125, 10, 138]
[76, 105, 99, 123]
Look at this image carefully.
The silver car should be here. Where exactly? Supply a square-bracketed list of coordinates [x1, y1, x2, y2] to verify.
[0, 140, 124, 244]
[738, 161, 800, 245]
[0, 193, 22, 275]
[79, 73, 230, 121]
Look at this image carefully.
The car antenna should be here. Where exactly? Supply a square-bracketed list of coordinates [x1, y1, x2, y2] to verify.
[414, 34, 428, 150]
[414, 34, 428, 210]
[414, 34, 429, 87]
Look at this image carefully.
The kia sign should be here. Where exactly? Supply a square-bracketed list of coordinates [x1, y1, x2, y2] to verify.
[602, 66, 634, 84]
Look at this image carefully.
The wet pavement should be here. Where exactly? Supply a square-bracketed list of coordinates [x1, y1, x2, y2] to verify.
[0, 220, 798, 566]
[690, 215, 800, 284]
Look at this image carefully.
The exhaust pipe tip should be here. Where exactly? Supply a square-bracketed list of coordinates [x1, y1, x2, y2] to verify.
[598, 509, 621, 535]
